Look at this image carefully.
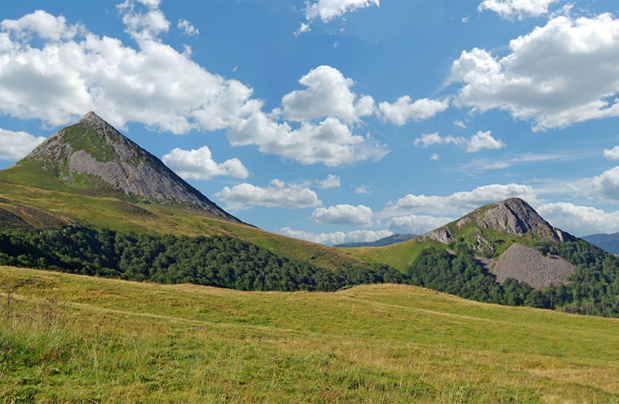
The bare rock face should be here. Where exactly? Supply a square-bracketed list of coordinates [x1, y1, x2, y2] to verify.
[24, 112, 241, 223]
[477, 198, 570, 241]
[493, 243, 574, 290]
[421, 198, 574, 246]
[421, 226, 454, 244]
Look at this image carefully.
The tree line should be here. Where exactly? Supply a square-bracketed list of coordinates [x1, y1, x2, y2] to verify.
[0, 226, 618, 317]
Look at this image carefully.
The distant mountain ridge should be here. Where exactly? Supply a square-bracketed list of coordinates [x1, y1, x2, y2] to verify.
[2, 112, 240, 223]
[335, 234, 416, 248]
[582, 232, 619, 255]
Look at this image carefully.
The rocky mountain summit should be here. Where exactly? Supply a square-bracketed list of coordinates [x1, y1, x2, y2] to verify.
[10, 112, 240, 223]
[422, 198, 573, 248]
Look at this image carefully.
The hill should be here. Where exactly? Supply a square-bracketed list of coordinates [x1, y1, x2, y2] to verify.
[582, 232, 619, 255]
[335, 233, 416, 248]
[0, 113, 366, 270]
[2, 265, 618, 402]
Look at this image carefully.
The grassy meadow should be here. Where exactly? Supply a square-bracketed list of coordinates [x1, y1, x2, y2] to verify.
[1, 265, 618, 403]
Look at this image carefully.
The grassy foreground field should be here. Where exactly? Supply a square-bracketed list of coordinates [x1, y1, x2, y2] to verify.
[1, 266, 618, 403]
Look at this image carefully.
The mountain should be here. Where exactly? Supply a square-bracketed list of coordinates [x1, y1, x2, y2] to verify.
[0, 112, 367, 270]
[335, 234, 416, 248]
[582, 232, 619, 255]
[346, 198, 582, 289]
[1, 112, 239, 222]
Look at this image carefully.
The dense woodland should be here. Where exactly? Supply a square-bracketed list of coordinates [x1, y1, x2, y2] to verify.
[0, 226, 405, 292]
[0, 227, 618, 317]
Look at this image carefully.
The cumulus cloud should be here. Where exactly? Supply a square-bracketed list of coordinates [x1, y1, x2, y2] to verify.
[0, 5, 261, 133]
[386, 183, 537, 216]
[162, 146, 248, 180]
[592, 166, 619, 202]
[317, 174, 341, 189]
[310, 204, 374, 227]
[466, 130, 506, 152]
[451, 14, 619, 131]
[282, 66, 375, 123]
[215, 179, 321, 210]
[280, 227, 392, 246]
[537, 202, 619, 236]
[413, 131, 505, 153]
[0, 129, 46, 160]
[478, 0, 559, 20]
[177, 19, 198, 36]
[379, 96, 449, 126]
[388, 214, 453, 235]
[0, 6, 392, 168]
[305, 0, 379, 24]
[430, 153, 439, 160]
[228, 114, 386, 166]
[603, 146, 619, 161]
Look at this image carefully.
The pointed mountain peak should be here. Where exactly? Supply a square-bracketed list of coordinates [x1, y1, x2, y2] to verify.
[2, 113, 241, 223]
[421, 198, 574, 247]
[79, 111, 110, 127]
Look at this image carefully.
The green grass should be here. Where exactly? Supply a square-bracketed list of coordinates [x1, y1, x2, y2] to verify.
[1, 265, 618, 402]
[0, 180, 366, 270]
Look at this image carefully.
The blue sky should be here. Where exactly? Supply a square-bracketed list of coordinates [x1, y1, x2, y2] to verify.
[2, 0, 619, 244]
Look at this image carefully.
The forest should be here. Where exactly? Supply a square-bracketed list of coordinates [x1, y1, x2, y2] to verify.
[1, 226, 618, 317]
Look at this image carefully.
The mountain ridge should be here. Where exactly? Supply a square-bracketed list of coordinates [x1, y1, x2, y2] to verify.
[3, 112, 240, 223]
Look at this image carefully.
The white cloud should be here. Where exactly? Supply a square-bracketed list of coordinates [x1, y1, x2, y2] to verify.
[454, 120, 467, 129]
[177, 19, 198, 37]
[430, 153, 439, 160]
[0, 6, 261, 134]
[306, 0, 380, 24]
[413, 132, 466, 148]
[215, 179, 321, 210]
[294, 23, 311, 38]
[592, 166, 619, 202]
[0, 9, 83, 42]
[162, 146, 248, 181]
[603, 146, 619, 161]
[466, 130, 506, 152]
[280, 227, 392, 246]
[0, 7, 390, 168]
[388, 214, 453, 235]
[119, 0, 170, 42]
[479, 0, 559, 20]
[354, 185, 372, 194]
[317, 174, 341, 189]
[228, 114, 386, 166]
[461, 151, 584, 173]
[0, 129, 46, 160]
[386, 183, 537, 216]
[413, 130, 504, 153]
[379, 96, 449, 126]
[537, 202, 619, 236]
[310, 204, 374, 227]
[282, 65, 374, 123]
[451, 14, 619, 131]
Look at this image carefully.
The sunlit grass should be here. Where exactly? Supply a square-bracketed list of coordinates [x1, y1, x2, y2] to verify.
[1, 266, 618, 402]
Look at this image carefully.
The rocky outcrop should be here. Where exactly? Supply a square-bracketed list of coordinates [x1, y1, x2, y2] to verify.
[477, 198, 572, 241]
[23, 112, 241, 223]
[493, 243, 574, 290]
[421, 198, 574, 246]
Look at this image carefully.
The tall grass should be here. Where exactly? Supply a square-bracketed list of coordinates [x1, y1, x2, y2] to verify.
[1, 266, 618, 403]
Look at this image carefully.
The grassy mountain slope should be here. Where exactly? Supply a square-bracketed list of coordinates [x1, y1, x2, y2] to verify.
[2, 265, 618, 402]
[0, 180, 366, 270]
[345, 198, 576, 272]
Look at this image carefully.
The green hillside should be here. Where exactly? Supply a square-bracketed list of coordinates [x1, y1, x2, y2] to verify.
[0, 180, 366, 271]
[1, 265, 618, 402]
